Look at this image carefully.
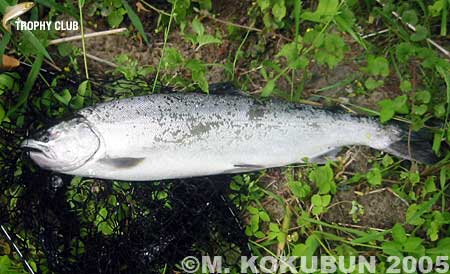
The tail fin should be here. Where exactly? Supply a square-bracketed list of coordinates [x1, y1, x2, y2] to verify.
[383, 125, 439, 165]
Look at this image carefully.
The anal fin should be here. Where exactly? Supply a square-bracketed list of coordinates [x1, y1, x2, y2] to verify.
[309, 147, 342, 164]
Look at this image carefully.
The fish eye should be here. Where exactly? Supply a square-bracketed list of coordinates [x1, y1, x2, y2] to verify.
[39, 134, 50, 142]
[50, 131, 61, 139]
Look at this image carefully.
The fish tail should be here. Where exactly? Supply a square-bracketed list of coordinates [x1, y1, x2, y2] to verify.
[383, 124, 439, 165]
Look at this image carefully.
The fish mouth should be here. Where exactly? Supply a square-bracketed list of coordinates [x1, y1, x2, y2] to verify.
[20, 139, 54, 159]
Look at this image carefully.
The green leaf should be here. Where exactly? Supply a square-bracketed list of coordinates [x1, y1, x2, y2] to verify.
[436, 66, 450, 123]
[21, 30, 52, 61]
[314, 33, 347, 68]
[186, 59, 208, 93]
[402, 9, 418, 26]
[413, 104, 428, 115]
[415, 90, 431, 103]
[162, 47, 184, 69]
[269, 222, 280, 232]
[365, 55, 389, 77]
[192, 18, 205, 35]
[259, 211, 270, 222]
[196, 0, 212, 10]
[53, 89, 72, 105]
[0, 103, 5, 123]
[322, 194, 331, 206]
[366, 167, 382, 186]
[334, 11, 366, 49]
[0, 256, 12, 272]
[382, 154, 394, 167]
[393, 95, 409, 114]
[277, 42, 298, 62]
[301, 0, 339, 22]
[392, 223, 407, 243]
[364, 77, 384, 90]
[108, 8, 125, 27]
[57, 43, 73, 57]
[352, 230, 389, 244]
[408, 171, 420, 185]
[315, 0, 339, 16]
[406, 193, 440, 225]
[192, 70, 208, 93]
[78, 80, 89, 97]
[36, 0, 78, 18]
[250, 215, 259, 233]
[382, 241, 403, 257]
[7, 54, 44, 116]
[434, 103, 446, 118]
[428, 0, 445, 17]
[309, 164, 335, 194]
[396, 42, 416, 62]
[404, 237, 423, 252]
[379, 105, 395, 122]
[272, 0, 286, 21]
[288, 181, 311, 198]
[424, 177, 437, 194]
[261, 80, 275, 97]
[247, 206, 258, 215]
[196, 34, 222, 48]
[410, 25, 428, 41]
[0, 74, 15, 94]
[432, 130, 445, 155]
[257, 0, 270, 10]
[400, 80, 412, 92]
[121, 0, 149, 45]
[311, 194, 322, 206]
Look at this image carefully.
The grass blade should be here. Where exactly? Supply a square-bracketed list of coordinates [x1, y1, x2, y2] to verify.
[7, 54, 44, 116]
[436, 65, 450, 125]
[22, 29, 53, 61]
[441, 0, 447, 36]
[334, 14, 367, 49]
[121, 0, 149, 45]
[0, 32, 11, 66]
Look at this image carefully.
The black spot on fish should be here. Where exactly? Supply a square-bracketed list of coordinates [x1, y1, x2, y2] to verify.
[190, 122, 214, 136]
[99, 157, 145, 169]
[247, 105, 266, 120]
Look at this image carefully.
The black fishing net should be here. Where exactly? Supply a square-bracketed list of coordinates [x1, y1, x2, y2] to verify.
[0, 66, 250, 274]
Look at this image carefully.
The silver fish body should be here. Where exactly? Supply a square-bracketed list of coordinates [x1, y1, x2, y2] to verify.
[22, 93, 436, 181]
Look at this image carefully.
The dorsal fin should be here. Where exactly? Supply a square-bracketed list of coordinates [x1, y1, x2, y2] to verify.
[207, 82, 246, 96]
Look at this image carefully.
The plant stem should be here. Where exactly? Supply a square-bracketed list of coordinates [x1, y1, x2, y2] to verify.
[152, 0, 176, 93]
[78, 0, 89, 79]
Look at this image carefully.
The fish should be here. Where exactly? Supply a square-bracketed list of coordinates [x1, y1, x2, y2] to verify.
[1, 2, 35, 32]
[21, 91, 438, 181]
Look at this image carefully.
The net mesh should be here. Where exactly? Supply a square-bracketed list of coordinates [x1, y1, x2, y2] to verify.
[0, 66, 250, 274]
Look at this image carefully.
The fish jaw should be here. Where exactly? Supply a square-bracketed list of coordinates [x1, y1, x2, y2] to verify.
[21, 139, 57, 170]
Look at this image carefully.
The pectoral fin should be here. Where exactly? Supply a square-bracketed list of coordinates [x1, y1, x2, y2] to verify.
[99, 157, 145, 169]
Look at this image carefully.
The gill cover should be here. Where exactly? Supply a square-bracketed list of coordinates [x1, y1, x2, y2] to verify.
[21, 118, 100, 172]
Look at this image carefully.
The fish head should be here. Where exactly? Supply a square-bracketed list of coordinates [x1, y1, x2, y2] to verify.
[21, 118, 100, 171]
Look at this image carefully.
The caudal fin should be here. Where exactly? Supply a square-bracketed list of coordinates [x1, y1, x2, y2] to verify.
[383, 127, 439, 165]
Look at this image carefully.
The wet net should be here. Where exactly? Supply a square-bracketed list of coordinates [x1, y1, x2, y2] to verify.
[0, 66, 250, 273]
